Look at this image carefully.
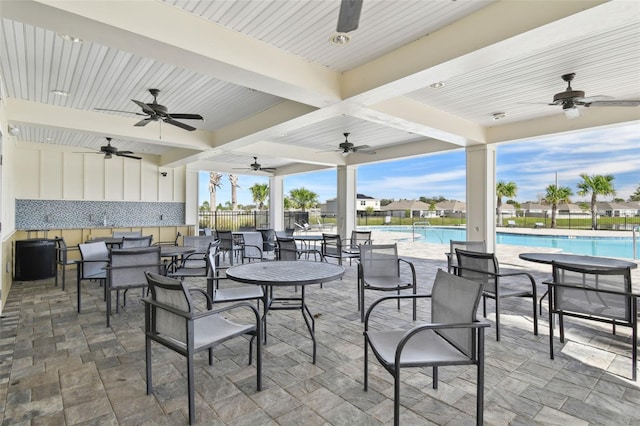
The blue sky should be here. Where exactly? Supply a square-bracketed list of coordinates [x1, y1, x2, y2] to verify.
[199, 123, 640, 207]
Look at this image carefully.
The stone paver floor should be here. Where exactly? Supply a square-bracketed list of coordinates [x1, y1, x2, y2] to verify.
[0, 233, 638, 425]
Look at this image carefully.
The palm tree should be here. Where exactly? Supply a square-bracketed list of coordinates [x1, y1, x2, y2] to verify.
[229, 174, 240, 210]
[496, 181, 517, 226]
[289, 187, 318, 211]
[577, 173, 616, 230]
[629, 184, 640, 202]
[544, 184, 573, 228]
[249, 183, 269, 210]
[208, 172, 223, 211]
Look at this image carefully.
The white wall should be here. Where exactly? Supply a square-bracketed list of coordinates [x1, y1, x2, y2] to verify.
[15, 142, 186, 202]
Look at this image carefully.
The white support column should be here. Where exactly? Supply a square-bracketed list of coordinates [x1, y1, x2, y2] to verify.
[185, 168, 199, 233]
[336, 165, 357, 239]
[269, 175, 284, 231]
[466, 144, 496, 253]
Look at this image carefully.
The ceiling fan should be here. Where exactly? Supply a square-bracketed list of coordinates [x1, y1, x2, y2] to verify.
[85, 137, 142, 160]
[233, 157, 276, 173]
[336, 0, 364, 33]
[95, 88, 203, 131]
[550, 73, 640, 118]
[335, 133, 376, 156]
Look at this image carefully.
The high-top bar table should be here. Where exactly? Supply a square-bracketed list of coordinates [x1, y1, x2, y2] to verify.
[225, 260, 345, 363]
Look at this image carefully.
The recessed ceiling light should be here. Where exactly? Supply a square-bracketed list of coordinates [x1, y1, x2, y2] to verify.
[330, 32, 351, 45]
[58, 33, 82, 43]
[44, 137, 53, 142]
[51, 89, 69, 96]
[429, 82, 445, 89]
[8, 125, 20, 136]
[492, 112, 506, 120]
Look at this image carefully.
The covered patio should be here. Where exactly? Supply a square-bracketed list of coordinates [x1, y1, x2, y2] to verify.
[1, 234, 638, 424]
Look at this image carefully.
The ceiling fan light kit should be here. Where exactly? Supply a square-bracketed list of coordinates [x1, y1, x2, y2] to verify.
[95, 88, 204, 132]
[549, 73, 640, 118]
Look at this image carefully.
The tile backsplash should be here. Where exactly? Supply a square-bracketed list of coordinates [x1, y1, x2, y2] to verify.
[16, 199, 185, 229]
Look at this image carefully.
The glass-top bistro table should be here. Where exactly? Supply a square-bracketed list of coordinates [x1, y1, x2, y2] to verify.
[225, 260, 345, 363]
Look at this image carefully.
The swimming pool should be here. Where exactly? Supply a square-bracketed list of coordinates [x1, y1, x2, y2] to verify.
[366, 226, 638, 259]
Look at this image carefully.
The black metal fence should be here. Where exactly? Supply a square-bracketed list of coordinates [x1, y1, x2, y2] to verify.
[198, 210, 309, 231]
[198, 209, 639, 231]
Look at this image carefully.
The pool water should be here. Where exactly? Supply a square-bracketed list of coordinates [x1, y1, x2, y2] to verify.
[367, 226, 638, 259]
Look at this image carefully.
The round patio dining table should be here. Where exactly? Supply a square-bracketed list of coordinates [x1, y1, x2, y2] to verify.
[225, 260, 345, 363]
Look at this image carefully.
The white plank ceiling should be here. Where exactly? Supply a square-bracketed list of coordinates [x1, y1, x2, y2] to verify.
[1, 0, 638, 175]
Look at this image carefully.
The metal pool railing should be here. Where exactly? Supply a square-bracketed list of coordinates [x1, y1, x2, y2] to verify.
[634, 226, 639, 260]
[412, 221, 431, 242]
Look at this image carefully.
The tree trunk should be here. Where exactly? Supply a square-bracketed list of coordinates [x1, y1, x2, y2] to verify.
[551, 203, 557, 228]
[591, 193, 597, 230]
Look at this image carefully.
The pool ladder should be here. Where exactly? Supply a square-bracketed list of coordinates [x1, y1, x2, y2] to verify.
[412, 221, 431, 242]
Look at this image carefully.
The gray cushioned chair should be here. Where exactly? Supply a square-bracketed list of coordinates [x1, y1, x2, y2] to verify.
[54, 236, 79, 290]
[446, 240, 485, 273]
[105, 246, 163, 327]
[121, 235, 153, 248]
[144, 271, 261, 425]
[358, 244, 416, 322]
[77, 241, 109, 313]
[455, 248, 538, 341]
[364, 269, 489, 426]
[546, 261, 637, 380]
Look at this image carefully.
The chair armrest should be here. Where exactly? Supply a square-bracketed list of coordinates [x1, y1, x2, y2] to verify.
[188, 287, 212, 309]
[398, 258, 417, 283]
[364, 293, 432, 329]
[393, 319, 491, 364]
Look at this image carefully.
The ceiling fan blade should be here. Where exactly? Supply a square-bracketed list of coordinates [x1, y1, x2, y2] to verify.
[260, 168, 276, 172]
[168, 113, 204, 120]
[337, 0, 363, 33]
[94, 108, 146, 116]
[353, 144, 370, 150]
[132, 99, 156, 115]
[116, 152, 142, 160]
[134, 118, 153, 127]
[583, 99, 640, 107]
[164, 117, 197, 131]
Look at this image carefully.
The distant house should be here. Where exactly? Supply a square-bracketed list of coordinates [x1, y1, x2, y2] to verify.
[435, 200, 467, 217]
[521, 202, 550, 217]
[381, 199, 434, 218]
[496, 203, 516, 218]
[596, 201, 640, 217]
[322, 193, 380, 216]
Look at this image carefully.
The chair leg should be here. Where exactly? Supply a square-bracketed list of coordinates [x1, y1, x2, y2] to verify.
[477, 329, 485, 426]
[145, 340, 153, 395]
[187, 353, 195, 425]
[363, 337, 369, 391]
[433, 366, 438, 389]
[495, 296, 500, 341]
[394, 366, 401, 426]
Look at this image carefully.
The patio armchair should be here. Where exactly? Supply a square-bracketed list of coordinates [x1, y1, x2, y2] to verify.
[112, 231, 142, 238]
[143, 271, 261, 425]
[153, 231, 182, 247]
[321, 231, 371, 266]
[455, 249, 538, 341]
[76, 241, 109, 313]
[167, 241, 218, 280]
[545, 261, 637, 381]
[358, 244, 417, 322]
[363, 269, 488, 426]
[121, 235, 153, 248]
[105, 246, 163, 327]
[217, 230, 244, 265]
[54, 236, 79, 290]
[446, 240, 486, 273]
[277, 236, 324, 262]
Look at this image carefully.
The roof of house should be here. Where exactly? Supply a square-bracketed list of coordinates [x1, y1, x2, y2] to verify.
[436, 200, 466, 211]
[381, 199, 432, 211]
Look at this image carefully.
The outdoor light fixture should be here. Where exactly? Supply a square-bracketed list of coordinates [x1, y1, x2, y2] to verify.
[8, 125, 20, 136]
[330, 32, 351, 45]
[51, 89, 69, 96]
[492, 112, 506, 120]
[58, 33, 82, 43]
